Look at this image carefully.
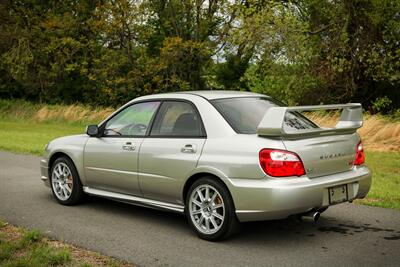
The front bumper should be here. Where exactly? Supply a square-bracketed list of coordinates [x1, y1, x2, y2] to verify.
[229, 166, 371, 222]
[40, 158, 50, 187]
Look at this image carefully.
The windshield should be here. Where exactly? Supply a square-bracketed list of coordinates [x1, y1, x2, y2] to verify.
[211, 97, 318, 134]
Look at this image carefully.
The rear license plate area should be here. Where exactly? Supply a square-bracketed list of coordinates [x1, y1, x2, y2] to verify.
[328, 184, 348, 205]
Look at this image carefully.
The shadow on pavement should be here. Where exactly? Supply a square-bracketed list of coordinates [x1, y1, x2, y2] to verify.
[66, 194, 400, 244]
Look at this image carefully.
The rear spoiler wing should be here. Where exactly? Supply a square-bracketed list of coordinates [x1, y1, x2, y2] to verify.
[257, 103, 363, 138]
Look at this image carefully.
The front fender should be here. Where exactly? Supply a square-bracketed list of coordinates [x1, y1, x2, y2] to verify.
[45, 134, 89, 184]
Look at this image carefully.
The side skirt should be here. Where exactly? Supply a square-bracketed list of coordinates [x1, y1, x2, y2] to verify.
[83, 187, 185, 213]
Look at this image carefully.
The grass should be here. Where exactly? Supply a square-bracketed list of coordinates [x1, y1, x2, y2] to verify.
[0, 119, 86, 155]
[0, 99, 109, 155]
[355, 151, 400, 210]
[0, 99, 112, 124]
[0, 219, 132, 267]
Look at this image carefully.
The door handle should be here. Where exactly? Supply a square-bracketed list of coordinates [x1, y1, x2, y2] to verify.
[122, 142, 136, 151]
[181, 144, 197, 153]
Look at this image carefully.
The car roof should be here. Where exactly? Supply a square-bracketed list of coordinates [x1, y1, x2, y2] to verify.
[182, 90, 266, 100]
[136, 90, 267, 101]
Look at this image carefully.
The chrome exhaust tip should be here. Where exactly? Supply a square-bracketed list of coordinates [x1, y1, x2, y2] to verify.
[302, 211, 320, 222]
[312, 211, 320, 222]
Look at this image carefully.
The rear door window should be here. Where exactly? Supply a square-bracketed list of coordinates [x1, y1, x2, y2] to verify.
[150, 101, 205, 137]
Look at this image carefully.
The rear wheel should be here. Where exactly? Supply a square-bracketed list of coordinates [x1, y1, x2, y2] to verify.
[186, 177, 240, 241]
[50, 157, 85, 205]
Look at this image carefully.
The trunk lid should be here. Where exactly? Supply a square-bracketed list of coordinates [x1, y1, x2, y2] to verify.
[282, 133, 359, 178]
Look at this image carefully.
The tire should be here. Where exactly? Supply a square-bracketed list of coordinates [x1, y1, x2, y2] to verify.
[49, 156, 85, 205]
[185, 177, 241, 241]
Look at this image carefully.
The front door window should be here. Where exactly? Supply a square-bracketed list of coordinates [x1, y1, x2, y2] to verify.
[104, 101, 160, 136]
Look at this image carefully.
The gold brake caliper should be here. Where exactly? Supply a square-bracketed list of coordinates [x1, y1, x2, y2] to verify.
[66, 175, 73, 190]
[215, 195, 222, 205]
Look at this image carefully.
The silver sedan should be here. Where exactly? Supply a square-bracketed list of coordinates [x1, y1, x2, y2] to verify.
[41, 91, 371, 240]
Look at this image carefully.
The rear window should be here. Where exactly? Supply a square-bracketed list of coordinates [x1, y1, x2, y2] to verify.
[211, 97, 318, 134]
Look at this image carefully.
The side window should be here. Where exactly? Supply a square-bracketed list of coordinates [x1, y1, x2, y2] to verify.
[104, 101, 160, 136]
[150, 101, 204, 137]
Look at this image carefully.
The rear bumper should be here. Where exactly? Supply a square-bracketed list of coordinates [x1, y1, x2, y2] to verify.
[229, 166, 371, 222]
[40, 158, 50, 187]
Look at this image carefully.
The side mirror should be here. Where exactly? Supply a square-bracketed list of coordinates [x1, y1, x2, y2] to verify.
[86, 125, 99, 137]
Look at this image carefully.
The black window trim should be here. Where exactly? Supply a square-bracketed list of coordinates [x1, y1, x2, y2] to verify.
[97, 98, 207, 139]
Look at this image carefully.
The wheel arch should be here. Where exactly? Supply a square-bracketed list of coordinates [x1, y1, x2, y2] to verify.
[182, 171, 234, 206]
[48, 152, 77, 178]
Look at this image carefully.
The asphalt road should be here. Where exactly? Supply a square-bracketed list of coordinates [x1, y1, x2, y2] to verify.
[1, 151, 400, 267]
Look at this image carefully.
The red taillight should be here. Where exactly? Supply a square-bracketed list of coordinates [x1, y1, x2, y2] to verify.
[259, 149, 306, 177]
[354, 141, 365, 165]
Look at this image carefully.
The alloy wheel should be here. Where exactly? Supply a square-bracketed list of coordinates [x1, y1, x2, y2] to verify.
[189, 184, 225, 235]
[51, 162, 73, 201]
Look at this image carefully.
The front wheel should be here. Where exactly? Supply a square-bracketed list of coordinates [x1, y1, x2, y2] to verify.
[185, 177, 240, 241]
[50, 157, 85, 205]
